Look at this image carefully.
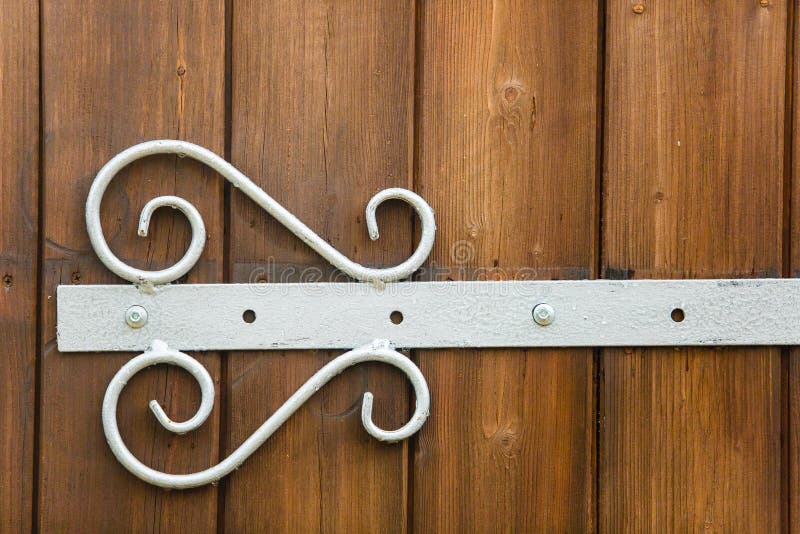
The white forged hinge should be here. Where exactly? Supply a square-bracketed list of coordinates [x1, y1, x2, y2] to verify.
[59, 279, 800, 351]
[56, 139, 796, 489]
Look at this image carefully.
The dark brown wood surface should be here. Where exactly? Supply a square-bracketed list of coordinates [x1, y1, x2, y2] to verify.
[2, 0, 799, 532]
[602, 1, 786, 532]
[413, 1, 599, 531]
[0, 1, 38, 531]
[38, 1, 225, 531]
[792, 1, 800, 532]
[226, 0, 414, 531]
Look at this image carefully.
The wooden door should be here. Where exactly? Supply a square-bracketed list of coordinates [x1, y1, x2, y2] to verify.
[0, 1, 794, 532]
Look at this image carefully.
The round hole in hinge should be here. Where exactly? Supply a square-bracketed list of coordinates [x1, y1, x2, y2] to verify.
[390, 311, 404, 325]
[243, 309, 256, 323]
[671, 308, 685, 323]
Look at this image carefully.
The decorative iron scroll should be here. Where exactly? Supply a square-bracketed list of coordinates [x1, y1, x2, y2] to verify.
[86, 140, 437, 286]
[104, 339, 429, 489]
[81, 140, 436, 489]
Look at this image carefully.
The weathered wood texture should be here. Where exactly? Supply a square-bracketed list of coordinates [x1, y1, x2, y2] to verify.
[413, 1, 599, 531]
[226, 1, 414, 531]
[602, 1, 786, 532]
[39, 1, 224, 531]
[0, 1, 38, 531]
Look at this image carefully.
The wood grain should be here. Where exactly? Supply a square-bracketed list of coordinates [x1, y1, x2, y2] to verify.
[39, 1, 224, 530]
[413, 1, 599, 531]
[602, 1, 786, 531]
[5, 1, 793, 529]
[226, 0, 414, 530]
[791, 0, 800, 530]
[0, 1, 38, 531]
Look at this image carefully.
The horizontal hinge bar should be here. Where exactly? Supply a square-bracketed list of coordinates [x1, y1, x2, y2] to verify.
[57, 279, 799, 352]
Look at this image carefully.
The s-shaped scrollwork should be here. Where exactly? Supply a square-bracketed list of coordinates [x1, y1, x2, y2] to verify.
[86, 139, 436, 286]
[103, 339, 430, 489]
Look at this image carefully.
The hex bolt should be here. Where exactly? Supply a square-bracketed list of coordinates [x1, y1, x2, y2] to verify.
[125, 305, 148, 329]
[532, 303, 555, 326]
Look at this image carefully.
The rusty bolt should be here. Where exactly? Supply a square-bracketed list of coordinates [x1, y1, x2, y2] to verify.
[632, 3, 645, 14]
[759, 0, 769, 6]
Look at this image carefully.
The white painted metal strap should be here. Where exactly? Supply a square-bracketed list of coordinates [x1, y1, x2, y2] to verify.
[57, 279, 800, 352]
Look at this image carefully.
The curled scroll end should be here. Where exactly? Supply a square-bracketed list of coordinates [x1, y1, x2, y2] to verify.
[365, 206, 381, 241]
[137, 340, 215, 434]
[148, 400, 184, 434]
[364, 187, 435, 245]
[138, 195, 206, 241]
[360, 392, 385, 440]
[358, 342, 430, 444]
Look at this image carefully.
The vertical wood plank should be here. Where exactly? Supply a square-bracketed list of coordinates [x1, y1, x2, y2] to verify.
[602, 1, 786, 531]
[414, 1, 599, 531]
[790, 0, 800, 530]
[227, 1, 414, 530]
[39, 1, 225, 530]
[0, 1, 38, 531]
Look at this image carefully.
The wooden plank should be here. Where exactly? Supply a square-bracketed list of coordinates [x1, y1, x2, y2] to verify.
[226, 1, 414, 530]
[602, 1, 786, 531]
[791, 0, 800, 530]
[39, 1, 225, 530]
[413, 1, 599, 531]
[0, 1, 38, 531]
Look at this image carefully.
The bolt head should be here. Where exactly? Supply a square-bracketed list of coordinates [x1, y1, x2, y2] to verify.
[125, 305, 148, 328]
[532, 303, 555, 326]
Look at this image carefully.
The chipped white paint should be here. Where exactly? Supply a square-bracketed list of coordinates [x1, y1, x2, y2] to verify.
[58, 279, 800, 351]
[85, 140, 436, 285]
[102, 339, 429, 489]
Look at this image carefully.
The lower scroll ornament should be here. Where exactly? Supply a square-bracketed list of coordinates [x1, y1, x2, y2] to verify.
[103, 339, 430, 489]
